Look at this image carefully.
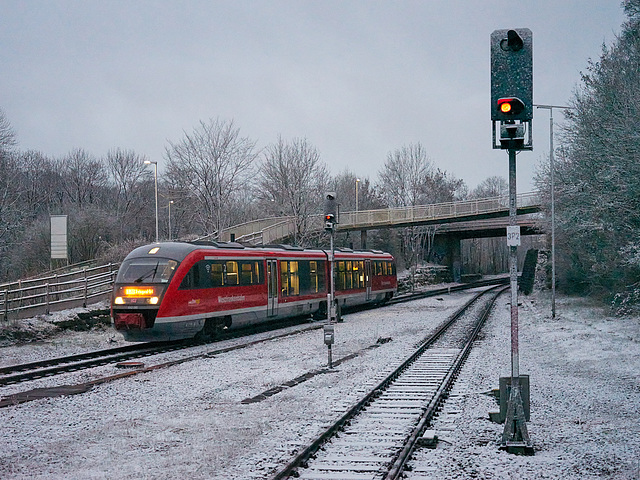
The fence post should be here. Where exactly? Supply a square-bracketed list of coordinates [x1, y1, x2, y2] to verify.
[45, 283, 50, 315]
[3, 290, 7, 321]
[83, 267, 88, 308]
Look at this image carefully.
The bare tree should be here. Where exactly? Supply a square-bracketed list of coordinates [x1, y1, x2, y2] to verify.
[105, 148, 153, 240]
[165, 118, 258, 237]
[257, 136, 330, 245]
[58, 148, 108, 208]
[378, 143, 465, 271]
[0, 108, 16, 152]
[14, 150, 61, 218]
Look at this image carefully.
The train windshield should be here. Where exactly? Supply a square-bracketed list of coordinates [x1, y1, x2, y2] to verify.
[117, 258, 178, 284]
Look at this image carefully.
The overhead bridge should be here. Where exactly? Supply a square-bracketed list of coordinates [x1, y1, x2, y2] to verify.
[220, 192, 542, 245]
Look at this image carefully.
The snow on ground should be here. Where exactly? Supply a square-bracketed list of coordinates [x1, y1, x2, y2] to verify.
[0, 289, 639, 479]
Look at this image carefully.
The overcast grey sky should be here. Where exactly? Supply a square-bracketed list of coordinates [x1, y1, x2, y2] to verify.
[0, 1, 627, 192]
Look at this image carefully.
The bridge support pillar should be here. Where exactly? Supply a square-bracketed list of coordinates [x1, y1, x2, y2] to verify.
[433, 234, 462, 282]
[360, 230, 367, 250]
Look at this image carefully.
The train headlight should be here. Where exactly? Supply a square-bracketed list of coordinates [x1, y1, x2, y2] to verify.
[114, 286, 163, 306]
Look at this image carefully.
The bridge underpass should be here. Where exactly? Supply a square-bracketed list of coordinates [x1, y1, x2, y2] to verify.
[220, 193, 544, 280]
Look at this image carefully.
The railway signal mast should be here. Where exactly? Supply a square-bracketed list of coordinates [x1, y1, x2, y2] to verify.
[491, 28, 534, 454]
[324, 192, 338, 368]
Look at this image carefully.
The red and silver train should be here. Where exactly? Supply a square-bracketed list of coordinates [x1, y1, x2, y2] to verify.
[111, 241, 397, 342]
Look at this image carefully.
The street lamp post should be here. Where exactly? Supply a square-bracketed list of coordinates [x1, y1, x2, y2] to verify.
[355, 178, 360, 212]
[168, 200, 174, 241]
[144, 160, 159, 243]
[535, 104, 571, 318]
[168, 200, 173, 241]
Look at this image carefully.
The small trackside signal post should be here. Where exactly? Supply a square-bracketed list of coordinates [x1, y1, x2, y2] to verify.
[324, 192, 338, 368]
[491, 28, 534, 455]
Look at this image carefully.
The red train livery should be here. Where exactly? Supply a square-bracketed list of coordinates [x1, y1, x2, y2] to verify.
[111, 241, 397, 342]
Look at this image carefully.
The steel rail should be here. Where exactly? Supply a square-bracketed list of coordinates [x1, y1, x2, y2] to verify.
[270, 285, 505, 480]
[384, 285, 507, 479]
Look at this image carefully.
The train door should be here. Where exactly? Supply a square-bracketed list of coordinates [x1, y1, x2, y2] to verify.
[365, 260, 372, 301]
[267, 259, 278, 317]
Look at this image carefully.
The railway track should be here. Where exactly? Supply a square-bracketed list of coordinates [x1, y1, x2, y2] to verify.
[0, 315, 317, 388]
[0, 341, 181, 386]
[0, 279, 508, 410]
[0, 277, 507, 388]
[271, 285, 507, 480]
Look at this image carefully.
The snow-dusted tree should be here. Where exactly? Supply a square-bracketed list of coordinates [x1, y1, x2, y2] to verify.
[165, 118, 258, 238]
[470, 176, 508, 198]
[378, 143, 464, 208]
[537, 1, 640, 305]
[377, 143, 465, 272]
[257, 136, 329, 245]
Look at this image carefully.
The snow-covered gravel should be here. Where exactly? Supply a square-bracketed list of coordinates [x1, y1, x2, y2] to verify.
[0, 289, 638, 479]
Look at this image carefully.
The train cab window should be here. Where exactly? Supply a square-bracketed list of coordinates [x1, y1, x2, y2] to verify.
[118, 258, 178, 284]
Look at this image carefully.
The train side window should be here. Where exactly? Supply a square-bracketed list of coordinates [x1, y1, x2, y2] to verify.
[179, 261, 211, 289]
[336, 261, 346, 291]
[318, 261, 327, 291]
[240, 262, 253, 285]
[289, 261, 299, 295]
[239, 261, 263, 286]
[210, 262, 224, 286]
[280, 261, 289, 296]
[346, 261, 353, 289]
[179, 266, 195, 289]
[308, 260, 321, 293]
[226, 261, 238, 285]
[280, 260, 300, 296]
[355, 261, 365, 288]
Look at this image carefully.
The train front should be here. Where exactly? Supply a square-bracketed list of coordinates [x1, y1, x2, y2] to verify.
[111, 243, 194, 342]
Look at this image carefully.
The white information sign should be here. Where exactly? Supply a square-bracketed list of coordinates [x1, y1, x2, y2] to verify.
[51, 215, 68, 259]
[506, 225, 521, 247]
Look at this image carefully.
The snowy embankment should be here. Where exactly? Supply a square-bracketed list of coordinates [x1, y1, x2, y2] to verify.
[0, 289, 638, 479]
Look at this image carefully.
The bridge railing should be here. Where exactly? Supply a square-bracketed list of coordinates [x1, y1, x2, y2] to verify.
[1, 263, 119, 321]
[219, 192, 540, 244]
[340, 193, 539, 228]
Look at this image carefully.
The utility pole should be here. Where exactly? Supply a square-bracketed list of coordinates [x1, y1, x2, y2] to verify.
[535, 104, 572, 319]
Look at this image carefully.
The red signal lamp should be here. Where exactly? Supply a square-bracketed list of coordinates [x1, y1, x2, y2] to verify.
[498, 97, 525, 116]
